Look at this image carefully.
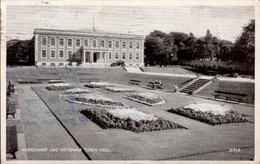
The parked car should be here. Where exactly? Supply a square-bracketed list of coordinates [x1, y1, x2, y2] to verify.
[111, 61, 125, 67]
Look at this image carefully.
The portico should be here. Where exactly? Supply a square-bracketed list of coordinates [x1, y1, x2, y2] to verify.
[83, 50, 108, 63]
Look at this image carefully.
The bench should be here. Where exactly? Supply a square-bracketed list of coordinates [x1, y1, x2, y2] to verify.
[79, 79, 99, 83]
[147, 82, 163, 90]
[129, 79, 141, 85]
[6, 125, 18, 159]
[6, 99, 17, 118]
[214, 90, 247, 103]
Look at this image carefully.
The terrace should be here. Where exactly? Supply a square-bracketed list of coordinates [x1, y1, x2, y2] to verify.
[6, 67, 254, 160]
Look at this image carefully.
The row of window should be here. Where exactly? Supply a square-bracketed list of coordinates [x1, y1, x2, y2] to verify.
[41, 37, 141, 49]
[41, 49, 73, 59]
[40, 62, 141, 66]
[108, 52, 140, 60]
[41, 50, 141, 60]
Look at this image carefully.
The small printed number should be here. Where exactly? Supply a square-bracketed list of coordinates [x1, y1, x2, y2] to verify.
[229, 148, 241, 153]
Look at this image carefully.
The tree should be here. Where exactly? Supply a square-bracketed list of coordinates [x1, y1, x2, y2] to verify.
[217, 40, 233, 61]
[231, 20, 255, 65]
[7, 38, 35, 66]
[144, 30, 180, 65]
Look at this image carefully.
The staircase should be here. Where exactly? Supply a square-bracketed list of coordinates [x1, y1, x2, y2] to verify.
[123, 66, 143, 73]
[178, 78, 196, 89]
[179, 78, 211, 94]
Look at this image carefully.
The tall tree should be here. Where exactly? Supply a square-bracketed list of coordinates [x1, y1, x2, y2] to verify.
[231, 20, 255, 65]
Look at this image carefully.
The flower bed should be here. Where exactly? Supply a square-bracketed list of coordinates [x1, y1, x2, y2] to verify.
[168, 103, 247, 125]
[48, 80, 65, 84]
[46, 83, 75, 90]
[85, 82, 114, 88]
[17, 79, 41, 84]
[63, 94, 126, 107]
[124, 93, 166, 106]
[103, 86, 135, 93]
[81, 107, 185, 133]
[59, 88, 92, 96]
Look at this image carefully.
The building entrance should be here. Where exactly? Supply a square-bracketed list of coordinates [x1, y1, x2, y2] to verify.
[93, 52, 99, 63]
[85, 52, 90, 62]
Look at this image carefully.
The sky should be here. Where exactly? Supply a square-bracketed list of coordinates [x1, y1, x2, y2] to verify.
[7, 6, 254, 42]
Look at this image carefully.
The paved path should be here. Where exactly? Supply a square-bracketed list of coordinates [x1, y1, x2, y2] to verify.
[17, 86, 86, 160]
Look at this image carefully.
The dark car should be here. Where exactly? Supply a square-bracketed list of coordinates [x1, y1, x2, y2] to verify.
[111, 61, 125, 67]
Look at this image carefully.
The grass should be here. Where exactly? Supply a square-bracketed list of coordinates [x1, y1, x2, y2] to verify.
[143, 66, 196, 75]
[7, 67, 192, 91]
[197, 81, 254, 104]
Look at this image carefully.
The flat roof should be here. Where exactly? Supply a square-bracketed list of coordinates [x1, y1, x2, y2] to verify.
[34, 28, 144, 40]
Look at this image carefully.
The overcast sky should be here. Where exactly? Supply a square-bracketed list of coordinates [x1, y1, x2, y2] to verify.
[7, 6, 254, 42]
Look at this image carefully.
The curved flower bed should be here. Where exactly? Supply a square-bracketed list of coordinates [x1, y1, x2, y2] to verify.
[81, 107, 185, 133]
[108, 108, 157, 121]
[85, 82, 114, 88]
[168, 103, 247, 125]
[63, 94, 126, 107]
[17, 79, 41, 84]
[103, 87, 135, 93]
[59, 88, 92, 96]
[124, 93, 166, 106]
[46, 83, 75, 90]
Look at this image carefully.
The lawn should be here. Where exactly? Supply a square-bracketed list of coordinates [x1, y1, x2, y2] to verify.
[142, 66, 196, 75]
[197, 81, 254, 104]
[7, 67, 192, 91]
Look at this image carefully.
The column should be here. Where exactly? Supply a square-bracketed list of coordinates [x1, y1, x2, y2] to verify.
[103, 52, 106, 63]
[83, 51, 85, 63]
[90, 51, 93, 63]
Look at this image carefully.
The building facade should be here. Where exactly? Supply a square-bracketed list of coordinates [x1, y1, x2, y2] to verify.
[34, 29, 144, 67]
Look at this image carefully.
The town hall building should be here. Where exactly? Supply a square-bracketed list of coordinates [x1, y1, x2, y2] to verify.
[34, 29, 144, 67]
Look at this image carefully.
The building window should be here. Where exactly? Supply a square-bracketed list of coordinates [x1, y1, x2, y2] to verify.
[68, 39, 72, 47]
[67, 50, 72, 59]
[84, 39, 88, 46]
[41, 50, 47, 58]
[41, 38, 47, 46]
[136, 42, 140, 49]
[122, 42, 126, 49]
[100, 40, 105, 48]
[129, 52, 133, 60]
[122, 52, 126, 60]
[42, 63, 46, 66]
[51, 38, 55, 46]
[76, 39, 80, 47]
[136, 53, 140, 60]
[115, 52, 119, 59]
[59, 50, 64, 58]
[129, 42, 133, 49]
[108, 41, 112, 48]
[50, 50, 56, 58]
[115, 41, 119, 49]
[59, 38, 64, 47]
[109, 52, 112, 59]
[59, 63, 64, 66]
[50, 63, 55, 66]
[93, 40, 97, 48]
